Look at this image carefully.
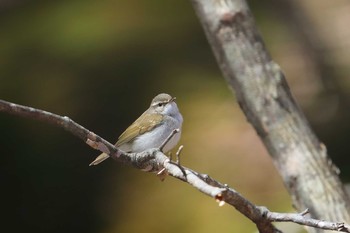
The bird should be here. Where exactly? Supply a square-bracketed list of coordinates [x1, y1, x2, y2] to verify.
[89, 93, 183, 166]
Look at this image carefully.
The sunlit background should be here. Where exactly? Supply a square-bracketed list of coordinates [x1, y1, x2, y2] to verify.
[1, 0, 350, 232]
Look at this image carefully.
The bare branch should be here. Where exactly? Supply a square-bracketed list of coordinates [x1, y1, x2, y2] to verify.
[2, 98, 350, 232]
[266, 210, 350, 232]
[159, 128, 180, 151]
[0, 99, 153, 170]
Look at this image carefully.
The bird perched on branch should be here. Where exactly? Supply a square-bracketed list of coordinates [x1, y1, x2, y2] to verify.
[89, 93, 183, 166]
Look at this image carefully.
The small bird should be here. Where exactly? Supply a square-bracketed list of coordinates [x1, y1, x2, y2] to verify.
[89, 93, 183, 166]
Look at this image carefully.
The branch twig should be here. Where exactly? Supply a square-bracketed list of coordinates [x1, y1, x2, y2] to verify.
[1, 98, 349, 233]
[266, 209, 350, 232]
[159, 128, 180, 151]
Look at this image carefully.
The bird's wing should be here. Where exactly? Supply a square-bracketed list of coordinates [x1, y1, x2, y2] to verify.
[115, 112, 163, 146]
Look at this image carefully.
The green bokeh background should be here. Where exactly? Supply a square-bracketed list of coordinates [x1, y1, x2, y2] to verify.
[1, 1, 350, 233]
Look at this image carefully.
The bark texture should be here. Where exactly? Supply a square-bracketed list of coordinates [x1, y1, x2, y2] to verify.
[190, 0, 350, 231]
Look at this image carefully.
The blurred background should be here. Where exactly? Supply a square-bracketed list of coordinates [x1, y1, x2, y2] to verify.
[1, 0, 350, 232]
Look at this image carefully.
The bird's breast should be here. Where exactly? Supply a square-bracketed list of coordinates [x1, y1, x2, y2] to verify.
[121, 116, 182, 153]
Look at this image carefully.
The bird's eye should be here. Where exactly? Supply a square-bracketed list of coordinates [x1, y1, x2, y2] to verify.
[158, 103, 163, 107]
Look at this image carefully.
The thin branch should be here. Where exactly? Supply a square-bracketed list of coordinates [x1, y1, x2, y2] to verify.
[1, 101, 157, 171]
[159, 128, 180, 151]
[266, 210, 350, 232]
[1, 99, 350, 233]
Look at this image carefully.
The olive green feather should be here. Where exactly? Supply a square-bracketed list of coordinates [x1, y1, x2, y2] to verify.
[89, 112, 163, 166]
[116, 112, 163, 146]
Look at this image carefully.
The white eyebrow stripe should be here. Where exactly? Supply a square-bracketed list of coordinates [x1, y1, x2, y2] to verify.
[152, 100, 168, 107]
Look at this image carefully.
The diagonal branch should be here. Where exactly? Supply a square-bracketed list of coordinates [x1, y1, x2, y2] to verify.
[1, 99, 350, 233]
[190, 0, 350, 229]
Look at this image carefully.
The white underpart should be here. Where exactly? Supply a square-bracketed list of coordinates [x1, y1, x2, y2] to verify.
[119, 101, 183, 153]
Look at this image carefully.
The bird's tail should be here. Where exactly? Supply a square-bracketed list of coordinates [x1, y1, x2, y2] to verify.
[89, 153, 109, 166]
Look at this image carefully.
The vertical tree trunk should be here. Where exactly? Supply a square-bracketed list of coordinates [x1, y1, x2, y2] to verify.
[190, 0, 350, 231]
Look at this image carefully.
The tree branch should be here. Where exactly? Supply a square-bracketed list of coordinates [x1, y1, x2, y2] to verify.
[1, 99, 350, 233]
[266, 209, 350, 232]
[190, 0, 350, 230]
